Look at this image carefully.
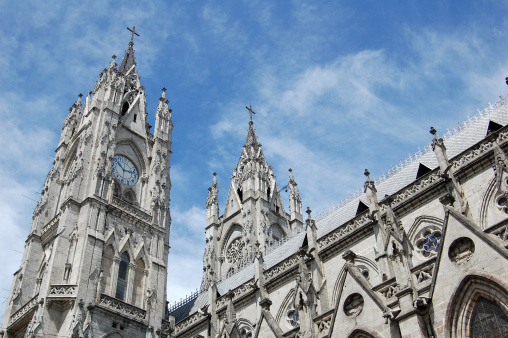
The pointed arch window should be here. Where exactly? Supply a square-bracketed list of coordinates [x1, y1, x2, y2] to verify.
[471, 296, 508, 337]
[115, 252, 130, 301]
[121, 102, 129, 117]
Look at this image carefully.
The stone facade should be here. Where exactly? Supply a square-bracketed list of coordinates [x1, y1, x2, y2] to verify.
[1, 31, 173, 338]
[3, 31, 508, 338]
[168, 101, 508, 337]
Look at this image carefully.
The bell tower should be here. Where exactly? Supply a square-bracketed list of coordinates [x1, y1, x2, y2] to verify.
[1, 27, 173, 338]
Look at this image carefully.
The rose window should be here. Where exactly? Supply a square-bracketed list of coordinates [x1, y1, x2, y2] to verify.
[415, 228, 442, 258]
[287, 308, 299, 327]
[497, 197, 508, 214]
[226, 238, 244, 264]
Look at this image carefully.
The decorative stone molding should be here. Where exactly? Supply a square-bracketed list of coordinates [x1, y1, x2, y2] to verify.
[111, 196, 152, 223]
[160, 318, 174, 336]
[42, 214, 60, 236]
[49, 284, 77, 296]
[99, 293, 146, 321]
[317, 214, 372, 250]
[451, 141, 494, 170]
[47, 284, 78, 311]
[174, 311, 206, 335]
[491, 225, 508, 244]
[412, 262, 435, 285]
[9, 294, 39, 325]
[264, 256, 300, 283]
[389, 172, 444, 208]
[377, 280, 399, 300]
[216, 282, 256, 310]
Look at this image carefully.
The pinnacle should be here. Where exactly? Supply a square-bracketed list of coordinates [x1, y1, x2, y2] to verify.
[119, 27, 138, 74]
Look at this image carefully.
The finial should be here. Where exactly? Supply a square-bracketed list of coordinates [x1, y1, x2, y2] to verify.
[112, 55, 116, 60]
[306, 207, 312, 219]
[505, 77, 508, 86]
[78, 93, 83, 98]
[364, 169, 372, 183]
[289, 168, 292, 173]
[127, 26, 139, 45]
[430, 126, 437, 136]
[246, 105, 256, 122]
[162, 87, 167, 93]
[213, 172, 217, 176]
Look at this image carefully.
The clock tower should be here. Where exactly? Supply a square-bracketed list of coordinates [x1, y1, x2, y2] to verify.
[1, 28, 173, 338]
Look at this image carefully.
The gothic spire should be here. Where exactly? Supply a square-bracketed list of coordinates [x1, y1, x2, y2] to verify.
[244, 105, 260, 154]
[119, 26, 139, 74]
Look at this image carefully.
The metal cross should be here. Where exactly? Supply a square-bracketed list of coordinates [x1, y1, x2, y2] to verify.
[127, 26, 140, 44]
[245, 105, 256, 122]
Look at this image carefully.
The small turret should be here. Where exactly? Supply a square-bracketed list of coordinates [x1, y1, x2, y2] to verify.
[430, 126, 450, 172]
[363, 169, 379, 216]
[206, 172, 219, 226]
[154, 88, 173, 142]
[288, 169, 304, 230]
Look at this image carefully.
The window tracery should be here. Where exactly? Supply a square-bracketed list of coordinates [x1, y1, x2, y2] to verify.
[115, 252, 130, 301]
[471, 297, 508, 337]
[226, 238, 244, 264]
[496, 196, 508, 214]
[414, 227, 442, 258]
[287, 308, 300, 327]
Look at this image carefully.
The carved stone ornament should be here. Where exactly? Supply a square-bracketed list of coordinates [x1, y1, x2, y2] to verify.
[343, 293, 364, 317]
[448, 237, 475, 264]
[226, 238, 244, 264]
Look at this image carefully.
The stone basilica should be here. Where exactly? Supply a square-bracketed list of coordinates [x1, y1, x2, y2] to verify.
[2, 32, 508, 338]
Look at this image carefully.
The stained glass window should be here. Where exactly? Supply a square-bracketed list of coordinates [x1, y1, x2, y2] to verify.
[471, 297, 508, 337]
[115, 252, 130, 301]
[498, 197, 508, 214]
[415, 228, 442, 258]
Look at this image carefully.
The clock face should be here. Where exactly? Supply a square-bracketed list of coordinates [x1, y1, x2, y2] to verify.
[112, 155, 138, 185]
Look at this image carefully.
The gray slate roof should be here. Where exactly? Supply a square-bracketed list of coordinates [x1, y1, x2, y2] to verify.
[170, 98, 508, 323]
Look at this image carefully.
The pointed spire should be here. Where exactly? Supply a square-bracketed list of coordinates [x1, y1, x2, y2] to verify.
[244, 106, 260, 154]
[430, 126, 450, 171]
[109, 55, 117, 70]
[119, 26, 139, 74]
[206, 172, 219, 223]
[364, 169, 379, 216]
[83, 91, 91, 114]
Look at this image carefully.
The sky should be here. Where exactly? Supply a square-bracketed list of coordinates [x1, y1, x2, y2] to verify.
[1, 0, 508, 318]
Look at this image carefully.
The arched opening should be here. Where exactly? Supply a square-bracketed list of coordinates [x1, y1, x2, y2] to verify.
[470, 296, 508, 337]
[115, 252, 130, 301]
[102, 245, 115, 295]
[446, 274, 508, 337]
[121, 102, 129, 117]
[132, 258, 145, 308]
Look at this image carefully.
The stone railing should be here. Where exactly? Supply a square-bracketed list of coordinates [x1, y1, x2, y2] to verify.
[111, 196, 152, 223]
[174, 311, 205, 335]
[99, 294, 146, 321]
[451, 140, 494, 170]
[264, 256, 300, 283]
[216, 282, 255, 310]
[42, 214, 60, 236]
[317, 213, 372, 250]
[387, 171, 444, 209]
[168, 290, 200, 314]
[49, 284, 77, 297]
[10, 294, 39, 325]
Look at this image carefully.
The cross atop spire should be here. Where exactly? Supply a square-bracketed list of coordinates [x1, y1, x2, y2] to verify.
[119, 26, 139, 74]
[246, 105, 256, 123]
[127, 26, 139, 45]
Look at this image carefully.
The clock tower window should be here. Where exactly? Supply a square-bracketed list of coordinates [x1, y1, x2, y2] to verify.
[115, 252, 130, 301]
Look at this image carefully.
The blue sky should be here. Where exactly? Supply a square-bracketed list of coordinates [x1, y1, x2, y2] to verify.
[1, 0, 508, 316]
